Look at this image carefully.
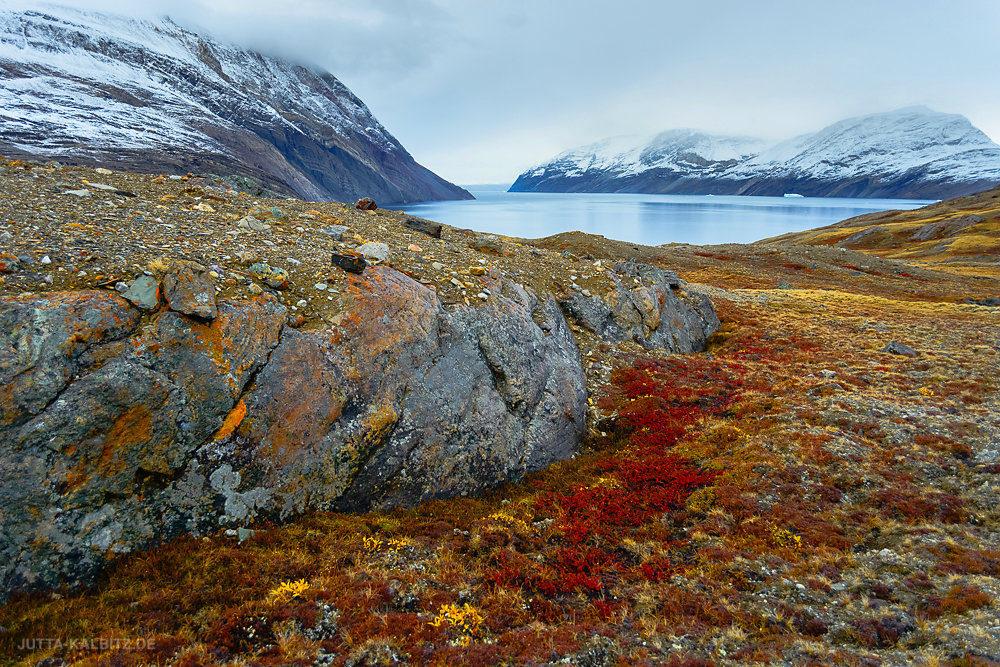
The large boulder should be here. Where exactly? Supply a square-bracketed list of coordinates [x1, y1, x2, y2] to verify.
[0, 266, 587, 596]
[559, 259, 720, 352]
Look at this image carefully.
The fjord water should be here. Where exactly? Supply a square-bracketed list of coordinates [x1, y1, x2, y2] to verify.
[389, 190, 934, 246]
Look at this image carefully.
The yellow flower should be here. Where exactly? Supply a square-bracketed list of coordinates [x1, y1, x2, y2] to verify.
[430, 603, 485, 640]
[268, 579, 310, 603]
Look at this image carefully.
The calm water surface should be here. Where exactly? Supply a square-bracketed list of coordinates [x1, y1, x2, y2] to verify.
[388, 190, 934, 246]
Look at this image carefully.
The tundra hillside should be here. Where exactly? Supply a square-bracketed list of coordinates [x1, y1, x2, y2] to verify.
[1, 159, 998, 665]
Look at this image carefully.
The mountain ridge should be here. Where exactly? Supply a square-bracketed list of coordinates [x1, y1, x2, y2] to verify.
[0, 4, 472, 204]
[511, 107, 1000, 199]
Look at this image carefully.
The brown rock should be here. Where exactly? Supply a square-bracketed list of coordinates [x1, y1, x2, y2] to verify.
[331, 252, 367, 274]
[469, 236, 503, 254]
[355, 197, 378, 211]
[163, 261, 217, 320]
[404, 216, 442, 238]
[0, 253, 20, 274]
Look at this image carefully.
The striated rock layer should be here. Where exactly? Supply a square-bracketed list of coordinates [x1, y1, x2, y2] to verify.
[0, 261, 718, 596]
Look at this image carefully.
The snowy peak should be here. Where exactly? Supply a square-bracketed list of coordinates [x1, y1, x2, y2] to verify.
[743, 107, 999, 178]
[638, 130, 770, 171]
[511, 108, 1000, 199]
[0, 4, 471, 203]
[526, 130, 769, 183]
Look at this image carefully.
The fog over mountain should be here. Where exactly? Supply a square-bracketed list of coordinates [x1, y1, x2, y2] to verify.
[511, 108, 1000, 199]
[0, 3, 471, 203]
[6, 0, 1000, 184]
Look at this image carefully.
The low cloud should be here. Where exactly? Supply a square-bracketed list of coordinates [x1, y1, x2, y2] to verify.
[17, 0, 1000, 183]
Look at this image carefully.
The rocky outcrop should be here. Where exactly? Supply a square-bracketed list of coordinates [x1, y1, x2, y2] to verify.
[0, 264, 587, 595]
[559, 260, 720, 352]
[909, 214, 984, 242]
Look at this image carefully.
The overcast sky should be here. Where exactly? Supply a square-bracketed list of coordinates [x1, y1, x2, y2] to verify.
[29, 0, 1000, 184]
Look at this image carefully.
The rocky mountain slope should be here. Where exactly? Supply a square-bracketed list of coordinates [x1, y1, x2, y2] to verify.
[0, 4, 471, 204]
[512, 107, 1000, 199]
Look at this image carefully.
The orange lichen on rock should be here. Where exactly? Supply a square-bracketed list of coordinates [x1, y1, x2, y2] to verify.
[213, 399, 247, 441]
[104, 404, 155, 451]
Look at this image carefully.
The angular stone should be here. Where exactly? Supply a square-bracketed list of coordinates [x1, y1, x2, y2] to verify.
[355, 197, 378, 211]
[882, 340, 917, 357]
[404, 216, 442, 238]
[469, 235, 503, 254]
[163, 261, 217, 320]
[331, 252, 367, 274]
[0, 296, 287, 594]
[122, 275, 160, 311]
[356, 242, 390, 262]
[0, 253, 20, 274]
[249, 262, 290, 289]
[237, 215, 270, 231]
[320, 224, 349, 241]
[247, 204, 287, 221]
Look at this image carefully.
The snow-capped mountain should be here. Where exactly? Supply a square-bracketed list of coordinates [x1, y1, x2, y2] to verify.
[511, 108, 1000, 199]
[0, 4, 471, 203]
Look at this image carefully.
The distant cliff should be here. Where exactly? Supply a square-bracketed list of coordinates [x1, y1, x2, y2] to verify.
[0, 5, 472, 203]
[511, 107, 1000, 199]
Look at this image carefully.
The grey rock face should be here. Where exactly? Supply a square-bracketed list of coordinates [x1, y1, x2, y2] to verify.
[0, 266, 589, 596]
[559, 260, 720, 353]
